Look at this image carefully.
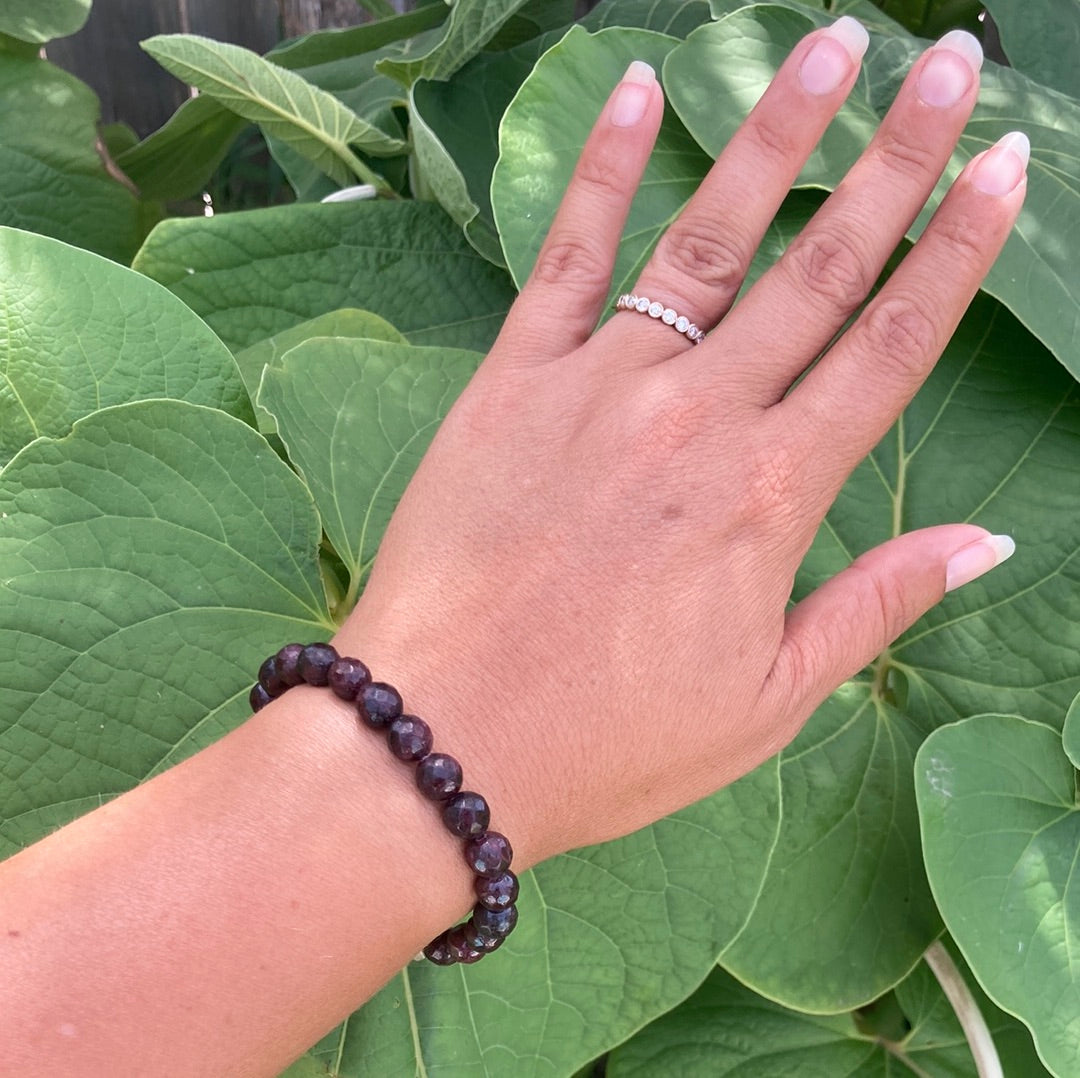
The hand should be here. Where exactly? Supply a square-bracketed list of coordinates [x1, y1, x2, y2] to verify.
[334, 18, 1025, 869]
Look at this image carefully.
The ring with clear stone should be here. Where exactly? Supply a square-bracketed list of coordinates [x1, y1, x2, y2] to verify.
[613, 294, 705, 345]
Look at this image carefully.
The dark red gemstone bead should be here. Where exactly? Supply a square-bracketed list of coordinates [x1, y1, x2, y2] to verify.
[275, 643, 305, 686]
[442, 792, 490, 838]
[464, 832, 513, 877]
[257, 655, 286, 697]
[445, 924, 483, 964]
[415, 753, 463, 800]
[471, 903, 517, 941]
[357, 682, 403, 729]
[475, 871, 518, 911]
[388, 715, 433, 761]
[249, 683, 272, 712]
[327, 656, 370, 701]
[422, 932, 456, 966]
[298, 642, 338, 686]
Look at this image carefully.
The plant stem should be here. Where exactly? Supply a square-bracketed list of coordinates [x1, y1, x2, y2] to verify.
[341, 146, 400, 199]
[924, 941, 1003, 1078]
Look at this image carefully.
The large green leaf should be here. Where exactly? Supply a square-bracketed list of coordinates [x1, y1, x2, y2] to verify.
[295, 762, 781, 1077]
[0, 227, 251, 466]
[377, 0, 533, 87]
[0, 0, 89, 44]
[258, 338, 481, 600]
[718, 296, 1080, 1011]
[142, 35, 406, 190]
[916, 712, 1080, 1078]
[132, 200, 518, 353]
[115, 95, 248, 203]
[492, 27, 714, 297]
[983, 0, 1080, 100]
[0, 400, 332, 854]
[667, 5, 1080, 378]
[0, 54, 144, 263]
[607, 949, 1050, 1076]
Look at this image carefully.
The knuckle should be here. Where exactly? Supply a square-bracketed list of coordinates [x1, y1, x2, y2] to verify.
[740, 444, 803, 525]
[531, 236, 608, 289]
[626, 376, 715, 461]
[931, 212, 987, 269]
[574, 149, 628, 202]
[745, 111, 798, 162]
[852, 562, 918, 646]
[859, 296, 938, 378]
[872, 129, 940, 180]
[656, 224, 747, 299]
[785, 231, 873, 313]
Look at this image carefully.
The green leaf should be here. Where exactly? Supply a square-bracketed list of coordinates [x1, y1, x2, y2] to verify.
[0, 227, 251, 467]
[719, 295, 1080, 1011]
[141, 35, 406, 191]
[608, 950, 1050, 1076]
[116, 95, 248, 202]
[377, 0, 534, 86]
[259, 338, 481, 602]
[0, 401, 332, 855]
[132, 200, 517, 354]
[1062, 690, 1080, 769]
[492, 26, 714, 297]
[296, 762, 782, 1077]
[982, 0, 1080, 100]
[917, 714, 1080, 1077]
[669, 5, 1080, 378]
[0, 0, 89, 44]
[0, 54, 144, 263]
[234, 309, 406, 408]
[485, 0, 575, 51]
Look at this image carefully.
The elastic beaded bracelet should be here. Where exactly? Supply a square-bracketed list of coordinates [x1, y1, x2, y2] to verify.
[249, 642, 518, 966]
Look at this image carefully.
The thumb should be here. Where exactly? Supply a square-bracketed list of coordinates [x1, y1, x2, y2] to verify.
[767, 524, 1016, 721]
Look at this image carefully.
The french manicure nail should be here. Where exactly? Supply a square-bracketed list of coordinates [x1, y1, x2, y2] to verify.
[799, 16, 869, 96]
[971, 131, 1030, 196]
[917, 29, 982, 107]
[944, 534, 1015, 592]
[611, 60, 656, 127]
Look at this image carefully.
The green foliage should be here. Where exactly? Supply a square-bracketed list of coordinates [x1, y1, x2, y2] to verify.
[2, 0, 1079, 1074]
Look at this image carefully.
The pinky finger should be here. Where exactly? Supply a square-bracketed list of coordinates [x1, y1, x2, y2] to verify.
[496, 61, 664, 362]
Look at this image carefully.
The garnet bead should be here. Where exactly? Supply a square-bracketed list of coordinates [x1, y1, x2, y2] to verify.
[464, 832, 513, 877]
[328, 656, 370, 701]
[275, 643, 305, 686]
[249, 683, 272, 712]
[445, 924, 484, 964]
[258, 655, 286, 697]
[422, 933, 456, 966]
[358, 682, 403, 728]
[442, 792, 490, 838]
[298, 642, 338, 686]
[471, 903, 518, 941]
[387, 715, 433, 761]
[475, 871, 518, 911]
[415, 753, 463, 800]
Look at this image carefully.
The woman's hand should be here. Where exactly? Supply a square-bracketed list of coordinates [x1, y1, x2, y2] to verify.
[335, 18, 1024, 869]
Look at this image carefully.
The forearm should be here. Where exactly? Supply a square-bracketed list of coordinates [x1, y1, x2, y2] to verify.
[0, 656, 534, 1078]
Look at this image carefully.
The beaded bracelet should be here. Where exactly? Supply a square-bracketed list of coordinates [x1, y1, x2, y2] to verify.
[249, 641, 519, 965]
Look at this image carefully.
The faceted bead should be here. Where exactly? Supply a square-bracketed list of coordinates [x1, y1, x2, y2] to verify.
[674, 315, 690, 333]
[258, 655, 286, 697]
[416, 753, 463, 800]
[647, 301, 664, 318]
[249, 683, 272, 712]
[661, 307, 677, 325]
[471, 903, 518, 941]
[445, 924, 484, 964]
[275, 643, 305, 687]
[387, 715, 433, 761]
[358, 682, 403, 729]
[422, 932, 457, 966]
[442, 792, 490, 838]
[634, 296, 650, 313]
[475, 871, 519, 911]
[298, 642, 338, 686]
[328, 656, 370, 701]
[464, 831, 513, 877]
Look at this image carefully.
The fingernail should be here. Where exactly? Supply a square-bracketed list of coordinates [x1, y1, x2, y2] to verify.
[611, 60, 656, 127]
[970, 131, 1030, 196]
[917, 29, 982, 108]
[945, 534, 1015, 592]
[799, 16, 869, 96]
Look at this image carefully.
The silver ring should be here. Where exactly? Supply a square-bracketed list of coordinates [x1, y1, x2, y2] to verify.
[614, 294, 705, 345]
